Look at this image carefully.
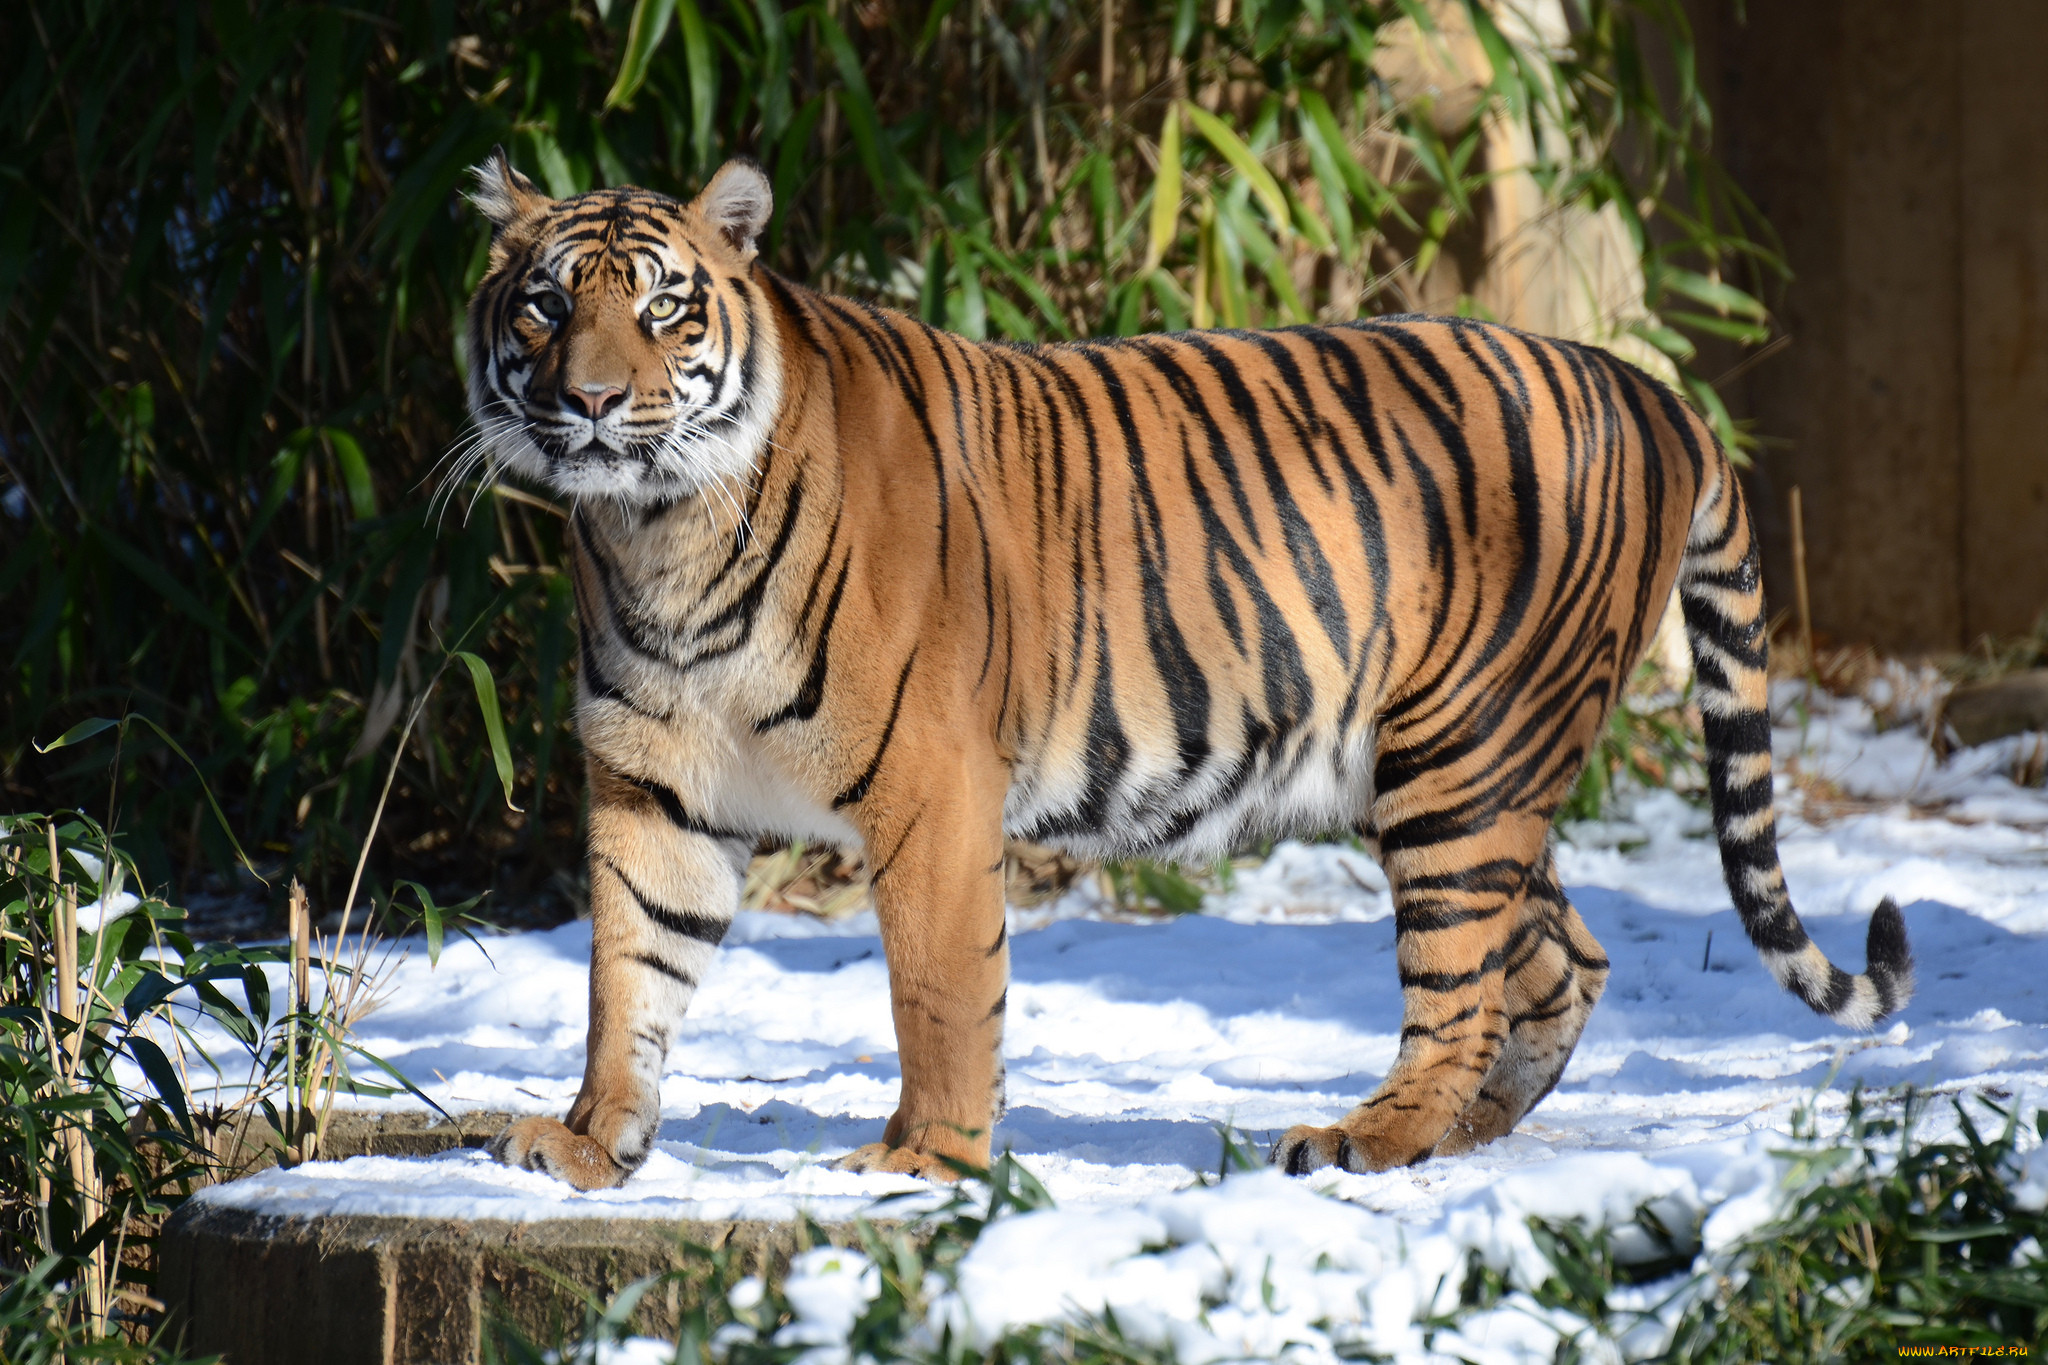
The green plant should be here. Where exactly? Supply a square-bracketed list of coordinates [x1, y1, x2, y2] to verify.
[1666, 1090, 2048, 1361]
[0, 768, 452, 1348]
[1098, 857, 1213, 914]
[2, 0, 1775, 911]
[0, 812, 209, 1340]
[0, 1255, 215, 1364]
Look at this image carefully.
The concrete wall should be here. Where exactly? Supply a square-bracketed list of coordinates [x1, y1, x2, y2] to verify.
[1691, 1, 2048, 651]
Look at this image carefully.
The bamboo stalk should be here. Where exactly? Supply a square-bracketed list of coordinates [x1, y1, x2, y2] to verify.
[287, 879, 311, 1161]
[1790, 485, 1814, 675]
[1100, 0, 1116, 129]
[292, 879, 312, 1015]
[46, 821, 108, 1335]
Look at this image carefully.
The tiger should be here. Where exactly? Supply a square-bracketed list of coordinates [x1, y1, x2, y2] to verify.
[464, 152, 1913, 1189]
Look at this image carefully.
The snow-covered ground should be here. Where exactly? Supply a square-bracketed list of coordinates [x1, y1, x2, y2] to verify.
[187, 682, 2048, 1358]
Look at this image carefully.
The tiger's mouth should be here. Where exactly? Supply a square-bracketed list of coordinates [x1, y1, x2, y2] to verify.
[483, 395, 736, 503]
[522, 406, 666, 463]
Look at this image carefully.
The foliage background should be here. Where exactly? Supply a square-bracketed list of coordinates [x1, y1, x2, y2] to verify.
[0, 0, 1776, 920]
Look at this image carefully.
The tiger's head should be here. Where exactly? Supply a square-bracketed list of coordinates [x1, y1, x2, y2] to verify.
[463, 152, 781, 504]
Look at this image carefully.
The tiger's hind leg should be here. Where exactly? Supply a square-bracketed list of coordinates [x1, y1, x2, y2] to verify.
[1432, 845, 1608, 1155]
[1271, 795, 1556, 1175]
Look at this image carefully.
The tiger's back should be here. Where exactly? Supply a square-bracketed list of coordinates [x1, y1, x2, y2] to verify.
[825, 315, 1708, 867]
[467, 156, 1911, 1189]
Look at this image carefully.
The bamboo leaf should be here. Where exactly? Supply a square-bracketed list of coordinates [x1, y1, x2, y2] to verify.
[1181, 103, 1291, 238]
[1665, 309, 1770, 344]
[1628, 319, 1695, 361]
[241, 963, 271, 1029]
[1143, 106, 1183, 273]
[525, 126, 581, 199]
[676, 0, 716, 173]
[1659, 267, 1768, 320]
[1228, 199, 1309, 323]
[1171, 0, 1200, 57]
[1297, 90, 1373, 206]
[126, 1035, 191, 1132]
[817, 10, 894, 198]
[35, 717, 123, 752]
[1283, 179, 1335, 256]
[1294, 106, 1354, 258]
[1147, 269, 1190, 333]
[325, 429, 376, 520]
[455, 650, 521, 812]
[1464, 1, 1525, 118]
[603, 0, 678, 111]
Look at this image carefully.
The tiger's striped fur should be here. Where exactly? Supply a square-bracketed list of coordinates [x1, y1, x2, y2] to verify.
[466, 154, 1912, 1188]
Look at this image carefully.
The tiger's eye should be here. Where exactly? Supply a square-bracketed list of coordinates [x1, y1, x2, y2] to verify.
[532, 292, 568, 322]
[646, 295, 679, 320]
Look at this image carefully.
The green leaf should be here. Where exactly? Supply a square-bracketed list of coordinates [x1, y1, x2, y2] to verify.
[1171, 0, 1200, 57]
[1143, 106, 1182, 273]
[1658, 268, 1768, 320]
[1228, 199, 1310, 322]
[603, 0, 678, 111]
[1464, 1, 1525, 118]
[242, 962, 272, 1028]
[325, 428, 376, 520]
[1148, 268, 1189, 333]
[1297, 90, 1373, 207]
[1183, 103, 1291, 237]
[35, 717, 123, 752]
[1665, 309, 1770, 345]
[191, 976, 258, 1047]
[1133, 861, 1205, 913]
[454, 651, 521, 812]
[1682, 374, 1744, 463]
[1294, 106, 1355, 258]
[1628, 318, 1697, 362]
[1283, 179, 1335, 255]
[122, 967, 182, 1022]
[817, 11, 894, 200]
[526, 126, 581, 199]
[676, 0, 716, 173]
[242, 435, 308, 558]
[399, 881, 446, 966]
[127, 1035, 191, 1133]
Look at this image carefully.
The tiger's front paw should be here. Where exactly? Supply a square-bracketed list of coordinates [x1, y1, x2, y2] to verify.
[488, 1116, 632, 1190]
[832, 1141, 975, 1181]
[1268, 1123, 1411, 1176]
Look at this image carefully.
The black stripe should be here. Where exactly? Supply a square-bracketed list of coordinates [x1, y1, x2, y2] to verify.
[615, 770, 751, 842]
[755, 554, 852, 731]
[604, 857, 729, 945]
[631, 951, 698, 988]
[833, 648, 919, 808]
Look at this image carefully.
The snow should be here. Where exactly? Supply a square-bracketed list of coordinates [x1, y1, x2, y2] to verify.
[176, 685, 2048, 1356]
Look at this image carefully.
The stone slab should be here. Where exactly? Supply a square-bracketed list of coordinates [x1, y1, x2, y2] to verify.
[1942, 670, 2048, 748]
[159, 1200, 859, 1365]
[159, 1111, 882, 1364]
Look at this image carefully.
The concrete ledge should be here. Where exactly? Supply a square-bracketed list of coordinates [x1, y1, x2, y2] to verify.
[162, 1112, 881, 1363]
[160, 1200, 853, 1365]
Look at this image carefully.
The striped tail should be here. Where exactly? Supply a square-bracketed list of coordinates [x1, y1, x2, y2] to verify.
[1678, 462, 1914, 1029]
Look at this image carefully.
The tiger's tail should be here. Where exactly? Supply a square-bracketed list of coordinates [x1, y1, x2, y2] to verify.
[1678, 459, 1914, 1029]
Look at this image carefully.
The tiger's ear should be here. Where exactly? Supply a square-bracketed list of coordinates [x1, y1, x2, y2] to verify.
[466, 146, 550, 232]
[689, 158, 773, 262]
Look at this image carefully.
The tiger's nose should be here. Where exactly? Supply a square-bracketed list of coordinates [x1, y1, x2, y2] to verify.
[563, 384, 627, 421]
